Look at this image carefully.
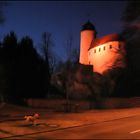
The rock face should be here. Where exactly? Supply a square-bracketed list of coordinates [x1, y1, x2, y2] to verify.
[75, 64, 93, 83]
[67, 64, 93, 99]
[68, 80, 92, 99]
[51, 64, 94, 99]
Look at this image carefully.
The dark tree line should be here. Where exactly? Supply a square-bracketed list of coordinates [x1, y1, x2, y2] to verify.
[119, 0, 140, 97]
[0, 32, 50, 104]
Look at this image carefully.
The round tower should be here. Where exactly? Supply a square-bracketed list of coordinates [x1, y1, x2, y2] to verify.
[79, 21, 97, 65]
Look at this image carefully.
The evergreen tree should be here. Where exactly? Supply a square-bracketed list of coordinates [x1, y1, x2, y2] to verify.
[0, 32, 50, 104]
[120, 1, 140, 96]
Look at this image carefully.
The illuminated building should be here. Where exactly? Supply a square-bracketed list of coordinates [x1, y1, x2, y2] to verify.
[79, 21, 125, 74]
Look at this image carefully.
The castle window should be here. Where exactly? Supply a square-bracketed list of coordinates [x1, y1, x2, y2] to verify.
[118, 44, 121, 49]
[103, 46, 105, 50]
[99, 48, 101, 52]
[94, 49, 96, 53]
[110, 45, 112, 49]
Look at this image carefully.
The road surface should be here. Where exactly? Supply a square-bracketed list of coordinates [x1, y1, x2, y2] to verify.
[3, 114, 140, 139]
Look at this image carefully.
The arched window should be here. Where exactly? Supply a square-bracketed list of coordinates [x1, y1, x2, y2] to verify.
[110, 45, 112, 49]
[94, 49, 96, 53]
[99, 48, 101, 52]
[104, 46, 105, 50]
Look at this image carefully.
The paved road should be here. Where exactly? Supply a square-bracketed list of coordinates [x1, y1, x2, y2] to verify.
[5, 114, 140, 139]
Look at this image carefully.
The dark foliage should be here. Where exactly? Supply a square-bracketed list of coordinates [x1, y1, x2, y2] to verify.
[0, 32, 50, 104]
[120, 1, 140, 96]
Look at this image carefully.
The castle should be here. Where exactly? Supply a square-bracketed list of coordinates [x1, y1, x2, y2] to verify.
[79, 21, 125, 74]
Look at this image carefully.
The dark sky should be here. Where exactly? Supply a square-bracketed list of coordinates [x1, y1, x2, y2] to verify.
[0, 1, 127, 61]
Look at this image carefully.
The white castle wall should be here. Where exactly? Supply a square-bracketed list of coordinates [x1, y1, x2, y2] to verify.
[88, 41, 125, 74]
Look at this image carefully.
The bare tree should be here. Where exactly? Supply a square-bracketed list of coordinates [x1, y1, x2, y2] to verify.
[66, 33, 73, 62]
[64, 33, 79, 68]
[42, 32, 51, 65]
[41, 32, 57, 74]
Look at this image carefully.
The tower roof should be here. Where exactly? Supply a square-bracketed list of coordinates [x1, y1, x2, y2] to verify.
[81, 20, 96, 31]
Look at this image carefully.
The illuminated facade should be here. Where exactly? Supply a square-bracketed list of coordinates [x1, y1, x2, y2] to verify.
[79, 21, 125, 74]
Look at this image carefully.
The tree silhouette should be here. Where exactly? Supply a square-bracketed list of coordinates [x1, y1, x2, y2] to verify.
[120, 1, 140, 96]
[3, 31, 18, 60]
[41, 32, 58, 73]
[16, 36, 46, 99]
[0, 32, 51, 104]
[40, 32, 55, 96]
[63, 33, 79, 72]
[41, 32, 51, 71]
[0, 31, 18, 102]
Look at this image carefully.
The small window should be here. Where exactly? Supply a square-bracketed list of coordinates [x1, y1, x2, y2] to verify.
[99, 48, 101, 52]
[103, 46, 105, 50]
[118, 44, 121, 49]
[89, 61, 90, 64]
[94, 49, 96, 53]
[110, 45, 112, 49]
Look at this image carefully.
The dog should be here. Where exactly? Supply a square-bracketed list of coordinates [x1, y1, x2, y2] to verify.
[24, 113, 40, 125]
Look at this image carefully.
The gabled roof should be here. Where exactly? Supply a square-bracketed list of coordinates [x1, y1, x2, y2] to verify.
[89, 33, 122, 50]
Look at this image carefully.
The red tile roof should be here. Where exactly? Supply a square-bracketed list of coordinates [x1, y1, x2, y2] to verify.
[89, 33, 120, 50]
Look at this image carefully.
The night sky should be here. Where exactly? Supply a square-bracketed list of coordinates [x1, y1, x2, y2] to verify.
[0, 1, 127, 61]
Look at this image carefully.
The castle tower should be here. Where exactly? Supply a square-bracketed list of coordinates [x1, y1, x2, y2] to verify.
[79, 21, 97, 65]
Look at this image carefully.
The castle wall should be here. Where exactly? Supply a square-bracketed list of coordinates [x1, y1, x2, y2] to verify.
[88, 41, 125, 74]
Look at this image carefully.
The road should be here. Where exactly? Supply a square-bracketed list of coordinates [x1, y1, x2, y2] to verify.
[4, 114, 140, 139]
